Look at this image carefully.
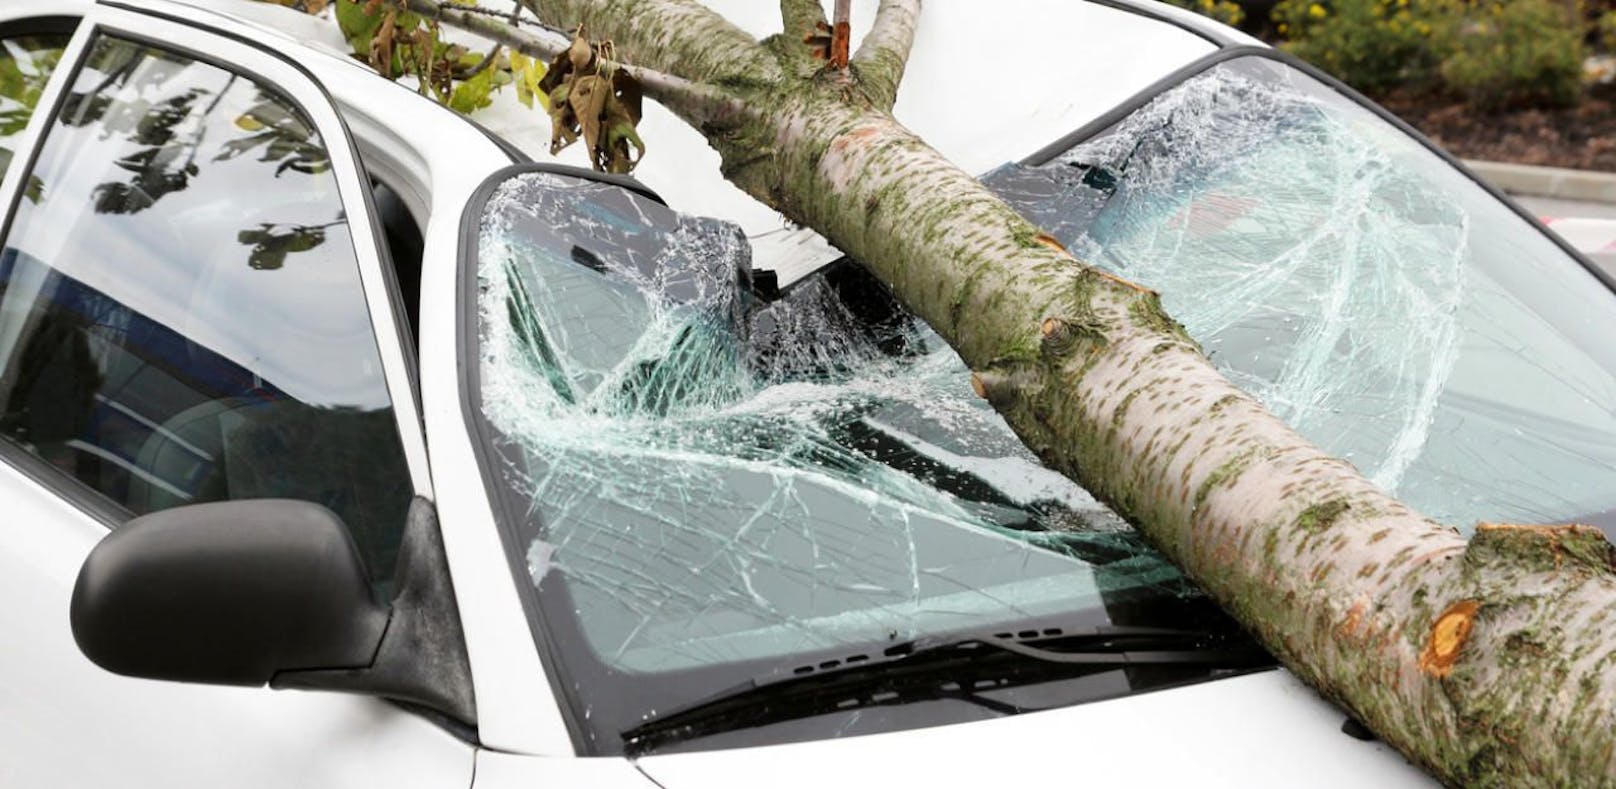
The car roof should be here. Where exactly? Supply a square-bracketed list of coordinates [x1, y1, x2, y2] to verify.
[88, 0, 1253, 283]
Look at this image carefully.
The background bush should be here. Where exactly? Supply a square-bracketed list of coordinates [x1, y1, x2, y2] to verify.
[1273, 0, 1451, 93]
[1162, 0, 1249, 27]
[1435, 0, 1586, 108]
[1235, 0, 1600, 111]
[1599, 7, 1616, 49]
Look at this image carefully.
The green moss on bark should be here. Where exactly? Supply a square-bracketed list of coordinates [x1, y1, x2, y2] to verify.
[1296, 499, 1351, 534]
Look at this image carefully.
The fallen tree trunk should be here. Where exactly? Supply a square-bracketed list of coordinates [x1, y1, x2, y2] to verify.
[407, 0, 1616, 783]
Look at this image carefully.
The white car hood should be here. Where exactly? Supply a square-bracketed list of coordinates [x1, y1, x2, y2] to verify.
[636, 670, 1433, 788]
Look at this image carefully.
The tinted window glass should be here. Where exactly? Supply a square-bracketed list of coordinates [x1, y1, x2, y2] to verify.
[0, 32, 69, 191]
[0, 37, 410, 580]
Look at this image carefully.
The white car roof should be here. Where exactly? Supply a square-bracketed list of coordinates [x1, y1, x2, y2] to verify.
[140, 0, 1242, 283]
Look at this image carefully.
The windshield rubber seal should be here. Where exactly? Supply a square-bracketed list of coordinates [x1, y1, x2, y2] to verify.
[1018, 44, 1616, 296]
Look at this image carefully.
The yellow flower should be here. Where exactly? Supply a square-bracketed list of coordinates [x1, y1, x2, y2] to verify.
[1308, 2, 1327, 18]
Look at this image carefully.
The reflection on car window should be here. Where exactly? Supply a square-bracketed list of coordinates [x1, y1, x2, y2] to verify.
[475, 172, 1253, 753]
[986, 55, 1616, 531]
[0, 36, 410, 583]
[0, 33, 69, 199]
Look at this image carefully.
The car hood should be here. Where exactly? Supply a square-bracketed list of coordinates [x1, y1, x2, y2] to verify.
[634, 670, 1433, 788]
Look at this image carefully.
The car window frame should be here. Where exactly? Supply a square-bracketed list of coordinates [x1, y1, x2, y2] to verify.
[1018, 44, 1616, 298]
[0, 5, 434, 525]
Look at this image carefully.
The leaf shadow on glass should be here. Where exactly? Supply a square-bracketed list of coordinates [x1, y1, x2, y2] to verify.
[237, 217, 345, 271]
[57, 43, 336, 270]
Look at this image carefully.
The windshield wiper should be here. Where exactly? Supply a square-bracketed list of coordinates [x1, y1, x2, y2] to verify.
[620, 624, 1273, 754]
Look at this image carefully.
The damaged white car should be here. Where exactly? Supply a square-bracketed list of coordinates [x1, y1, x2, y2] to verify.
[3, 0, 1613, 787]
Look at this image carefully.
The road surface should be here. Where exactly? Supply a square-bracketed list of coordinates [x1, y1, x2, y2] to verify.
[1515, 194, 1616, 279]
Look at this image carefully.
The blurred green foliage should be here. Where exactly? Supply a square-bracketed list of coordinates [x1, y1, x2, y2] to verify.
[1436, 0, 1585, 108]
[1204, 0, 1603, 110]
[1161, 0, 1249, 27]
[1273, 0, 1450, 93]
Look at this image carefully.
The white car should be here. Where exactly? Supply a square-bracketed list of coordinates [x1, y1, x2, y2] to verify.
[6, 1, 1614, 786]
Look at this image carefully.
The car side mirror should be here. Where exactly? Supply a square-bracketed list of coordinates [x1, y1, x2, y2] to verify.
[70, 499, 388, 686]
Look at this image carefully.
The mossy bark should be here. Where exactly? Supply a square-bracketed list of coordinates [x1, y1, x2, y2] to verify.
[483, 4, 1616, 784]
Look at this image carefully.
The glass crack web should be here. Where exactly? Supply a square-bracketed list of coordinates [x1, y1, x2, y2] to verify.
[988, 57, 1616, 531]
[476, 174, 1192, 674]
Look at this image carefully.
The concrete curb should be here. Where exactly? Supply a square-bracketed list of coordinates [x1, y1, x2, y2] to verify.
[1464, 160, 1616, 205]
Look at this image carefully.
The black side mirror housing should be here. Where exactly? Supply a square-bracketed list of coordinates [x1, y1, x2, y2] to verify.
[70, 499, 388, 686]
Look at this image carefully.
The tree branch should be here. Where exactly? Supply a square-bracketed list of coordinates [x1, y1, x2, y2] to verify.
[779, 0, 828, 47]
[830, 0, 850, 69]
[402, 0, 753, 129]
[521, 0, 781, 85]
[853, 0, 920, 110]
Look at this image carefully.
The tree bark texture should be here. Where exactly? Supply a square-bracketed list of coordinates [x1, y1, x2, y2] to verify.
[422, 1, 1616, 784]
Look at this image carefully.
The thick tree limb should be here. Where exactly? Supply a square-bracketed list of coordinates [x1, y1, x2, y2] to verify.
[404, 0, 750, 128]
[713, 89, 1616, 785]
[852, 0, 919, 109]
[521, 0, 780, 84]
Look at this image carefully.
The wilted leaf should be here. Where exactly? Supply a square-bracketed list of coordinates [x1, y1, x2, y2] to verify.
[541, 31, 646, 173]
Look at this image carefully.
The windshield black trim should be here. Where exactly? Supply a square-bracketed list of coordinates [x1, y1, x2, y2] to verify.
[1018, 45, 1616, 296]
[456, 162, 668, 756]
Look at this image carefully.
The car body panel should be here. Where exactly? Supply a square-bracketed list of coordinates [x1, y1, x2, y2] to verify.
[0, 451, 473, 789]
[633, 671, 1417, 789]
[472, 750, 659, 789]
[0, 3, 477, 785]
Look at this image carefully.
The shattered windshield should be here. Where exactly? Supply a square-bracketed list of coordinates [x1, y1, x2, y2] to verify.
[470, 171, 1255, 753]
[986, 55, 1616, 533]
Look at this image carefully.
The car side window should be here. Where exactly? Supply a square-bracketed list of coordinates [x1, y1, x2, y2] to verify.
[0, 36, 412, 582]
[0, 32, 70, 186]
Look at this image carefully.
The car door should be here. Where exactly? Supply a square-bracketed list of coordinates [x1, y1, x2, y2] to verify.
[0, 7, 472, 786]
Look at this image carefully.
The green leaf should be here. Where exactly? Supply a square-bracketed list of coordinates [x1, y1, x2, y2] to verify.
[335, 0, 383, 47]
[448, 63, 495, 114]
[509, 50, 548, 110]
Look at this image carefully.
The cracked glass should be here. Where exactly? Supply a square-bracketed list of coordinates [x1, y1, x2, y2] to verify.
[471, 172, 1254, 754]
[986, 55, 1616, 535]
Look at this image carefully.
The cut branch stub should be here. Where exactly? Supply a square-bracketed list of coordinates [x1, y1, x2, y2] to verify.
[539, 29, 645, 173]
[830, 0, 851, 69]
[1419, 599, 1479, 678]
